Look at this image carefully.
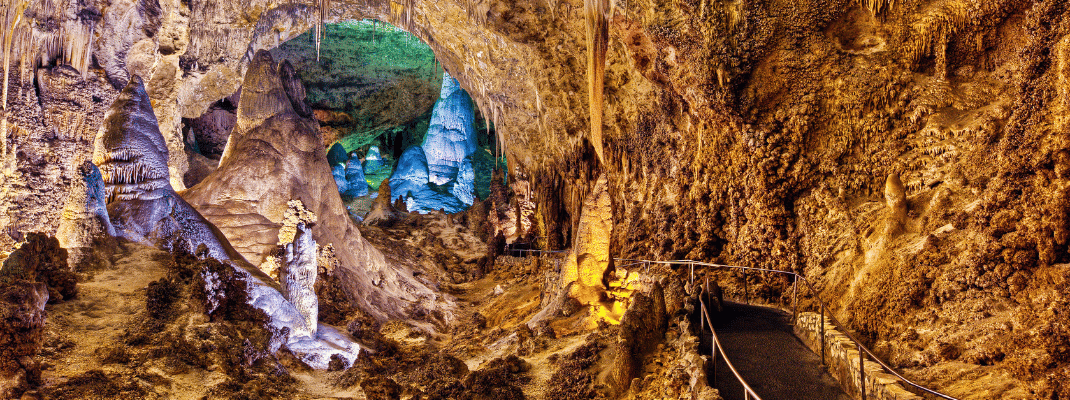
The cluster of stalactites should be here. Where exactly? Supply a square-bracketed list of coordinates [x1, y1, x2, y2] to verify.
[389, 0, 415, 32]
[1, 0, 95, 112]
[856, 0, 896, 18]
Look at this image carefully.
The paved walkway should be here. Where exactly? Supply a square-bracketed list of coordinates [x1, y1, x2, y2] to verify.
[701, 301, 852, 400]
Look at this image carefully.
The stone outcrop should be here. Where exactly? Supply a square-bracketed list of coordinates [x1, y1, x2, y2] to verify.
[342, 156, 369, 198]
[563, 174, 613, 306]
[183, 50, 453, 325]
[384, 72, 478, 214]
[423, 72, 477, 186]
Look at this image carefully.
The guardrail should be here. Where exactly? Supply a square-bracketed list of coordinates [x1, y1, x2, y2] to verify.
[699, 282, 763, 399]
[504, 251, 959, 400]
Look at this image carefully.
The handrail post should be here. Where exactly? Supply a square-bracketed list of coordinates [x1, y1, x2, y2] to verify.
[859, 341, 866, 399]
[820, 304, 826, 365]
[700, 283, 705, 332]
[792, 274, 798, 326]
[743, 268, 749, 305]
[711, 333, 717, 387]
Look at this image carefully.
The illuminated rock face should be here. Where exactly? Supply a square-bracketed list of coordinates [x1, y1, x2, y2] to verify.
[391, 146, 429, 199]
[342, 157, 369, 197]
[563, 173, 613, 306]
[423, 72, 477, 186]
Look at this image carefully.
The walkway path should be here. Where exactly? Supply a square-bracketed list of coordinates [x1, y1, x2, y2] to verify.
[702, 301, 852, 400]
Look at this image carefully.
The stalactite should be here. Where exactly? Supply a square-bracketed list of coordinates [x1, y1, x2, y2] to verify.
[584, 0, 612, 166]
[2, 0, 30, 113]
[315, 0, 326, 61]
[534, 83, 544, 137]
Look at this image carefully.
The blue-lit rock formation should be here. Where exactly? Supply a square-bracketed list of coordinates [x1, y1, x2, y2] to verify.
[390, 146, 429, 201]
[386, 72, 478, 214]
[93, 76, 238, 262]
[332, 164, 349, 194]
[423, 72, 477, 186]
[451, 159, 475, 206]
[342, 157, 369, 197]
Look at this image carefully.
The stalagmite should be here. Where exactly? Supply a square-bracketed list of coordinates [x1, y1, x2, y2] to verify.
[282, 222, 318, 336]
[884, 172, 907, 236]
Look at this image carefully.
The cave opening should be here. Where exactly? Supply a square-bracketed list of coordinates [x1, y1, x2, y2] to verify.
[183, 20, 503, 218]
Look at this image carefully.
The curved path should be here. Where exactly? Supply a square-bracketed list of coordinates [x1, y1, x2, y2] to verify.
[701, 301, 851, 400]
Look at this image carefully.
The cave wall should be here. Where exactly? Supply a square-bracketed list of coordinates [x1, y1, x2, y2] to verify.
[2, 0, 1070, 397]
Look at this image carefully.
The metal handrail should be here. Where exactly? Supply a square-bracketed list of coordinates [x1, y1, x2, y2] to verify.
[505, 248, 567, 256]
[502, 252, 957, 399]
[700, 292, 762, 399]
[644, 259, 959, 400]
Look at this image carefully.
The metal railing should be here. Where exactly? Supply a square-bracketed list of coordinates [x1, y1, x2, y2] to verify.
[663, 259, 958, 400]
[502, 251, 959, 400]
[699, 284, 763, 399]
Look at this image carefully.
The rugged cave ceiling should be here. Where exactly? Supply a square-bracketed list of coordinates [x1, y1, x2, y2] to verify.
[0, 0, 1070, 398]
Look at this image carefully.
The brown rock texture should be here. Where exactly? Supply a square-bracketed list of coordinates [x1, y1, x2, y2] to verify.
[182, 50, 453, 324]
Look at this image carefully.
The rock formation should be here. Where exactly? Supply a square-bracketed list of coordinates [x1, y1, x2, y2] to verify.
[530, 173, 614, 327]
[183, 50, 453, 325]
[281, 222, 319, 336]
[423, 72, 477, 186]
[363, 146, 392, 190]
[93, 76, 239, 262]
[55, 161, 116, 259]
[342, 156, 370, 197]
[385, 72, 477, 213]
